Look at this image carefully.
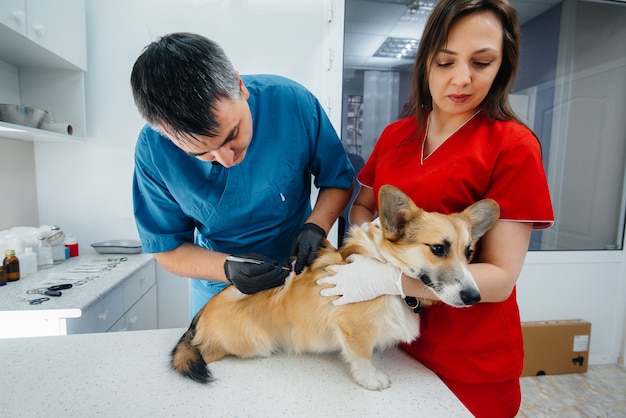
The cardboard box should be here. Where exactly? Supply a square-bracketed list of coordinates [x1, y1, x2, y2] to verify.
[521, 319, 591, 377]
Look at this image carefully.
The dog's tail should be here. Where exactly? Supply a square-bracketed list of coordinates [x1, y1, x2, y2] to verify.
[170, 312, 213, 383]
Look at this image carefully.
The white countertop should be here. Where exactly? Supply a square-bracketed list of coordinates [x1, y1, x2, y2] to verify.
[0, 328, 471, 417]
[0, 249, 153, 313]
[0, 250, 154, 337]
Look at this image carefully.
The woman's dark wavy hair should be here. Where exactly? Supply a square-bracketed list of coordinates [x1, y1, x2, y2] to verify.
[405, 0, 524, 139]
[130, 33, 240, 141]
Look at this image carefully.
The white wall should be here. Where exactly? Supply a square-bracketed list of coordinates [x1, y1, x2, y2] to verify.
[30, 0, 340, 328]
[0, 138, 38, 229]
[0, 59, 39, 229]
[33, 0, 330, 246]
[518, 251, 626, 365]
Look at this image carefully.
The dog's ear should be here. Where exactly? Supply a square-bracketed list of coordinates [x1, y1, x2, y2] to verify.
[462, 199, 500, 240]
[378, 185, 422, 241]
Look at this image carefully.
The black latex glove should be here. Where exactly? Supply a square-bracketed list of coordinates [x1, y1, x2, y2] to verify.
[290, 223, 327, 274]
[224, 253, 289, 294]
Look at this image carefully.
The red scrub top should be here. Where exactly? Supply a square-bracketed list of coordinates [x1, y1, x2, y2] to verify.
[358, 112, 553, 382]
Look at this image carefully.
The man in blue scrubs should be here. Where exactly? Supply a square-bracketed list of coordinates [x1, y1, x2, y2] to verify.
[130, 33, 354, 316]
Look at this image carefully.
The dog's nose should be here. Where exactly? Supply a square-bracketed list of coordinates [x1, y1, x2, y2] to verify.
[460, 288, 481, 305]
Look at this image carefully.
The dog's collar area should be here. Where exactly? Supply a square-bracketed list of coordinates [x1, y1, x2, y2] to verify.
[404, 296, 423, 314]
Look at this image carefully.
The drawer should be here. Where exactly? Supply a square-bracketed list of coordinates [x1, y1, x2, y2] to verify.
[107, 285, 157, 333]
[124, 285, 157, 331]
[66, 285, 124, 334]
[108, 315, 126, 333]
[123, 262, 156, 311]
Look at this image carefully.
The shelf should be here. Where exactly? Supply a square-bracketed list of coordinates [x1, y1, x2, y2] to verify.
[0, 121, 82, 142]
[0, 0, 87, 143]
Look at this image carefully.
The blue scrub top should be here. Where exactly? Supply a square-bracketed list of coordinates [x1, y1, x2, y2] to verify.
[132, 75, 354, 314]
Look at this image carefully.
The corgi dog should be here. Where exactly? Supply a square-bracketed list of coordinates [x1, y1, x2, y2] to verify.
[171, 185, 500, 390]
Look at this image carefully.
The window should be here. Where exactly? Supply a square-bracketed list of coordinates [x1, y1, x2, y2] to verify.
[341, 0, 626, 250]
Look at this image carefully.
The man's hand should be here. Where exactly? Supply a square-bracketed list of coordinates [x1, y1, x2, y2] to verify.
[224, 253, 289, 294]
[290, 223, 327, 274]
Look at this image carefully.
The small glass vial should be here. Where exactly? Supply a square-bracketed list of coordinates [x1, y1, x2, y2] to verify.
[48, 225, 66, 263]
[0, 264, 6, 286]
[3, 249, 20, 282]
[37, 235, 54, 269]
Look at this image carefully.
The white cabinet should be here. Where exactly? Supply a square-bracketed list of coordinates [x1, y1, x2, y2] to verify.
[66, 285, 125, 334]
[0, 1, 27, 36]
[126, 286, 158, 331]
[0, 0, 86, 71]
[110, 286, 158, 332]
[67, 262, 158, 335]
[24, 0, 87, 70]
[0, 0, 86, 141]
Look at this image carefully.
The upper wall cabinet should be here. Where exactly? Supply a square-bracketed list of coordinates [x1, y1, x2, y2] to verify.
[0, 0, 86, 141]
[0, 0, 86, 70]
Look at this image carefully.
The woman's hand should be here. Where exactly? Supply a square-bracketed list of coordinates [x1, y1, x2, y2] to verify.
[316, 254, 404, 305]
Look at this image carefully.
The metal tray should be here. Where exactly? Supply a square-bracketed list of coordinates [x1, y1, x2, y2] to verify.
[91, 240, 142, 254]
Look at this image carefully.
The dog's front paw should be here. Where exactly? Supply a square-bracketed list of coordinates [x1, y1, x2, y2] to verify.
[352, 367, 391, 391]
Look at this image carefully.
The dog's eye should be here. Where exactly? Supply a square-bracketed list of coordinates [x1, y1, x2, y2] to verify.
[425, 241, 450, 257]
[465, 247, 474, 260]
[430, 244, 446, 257]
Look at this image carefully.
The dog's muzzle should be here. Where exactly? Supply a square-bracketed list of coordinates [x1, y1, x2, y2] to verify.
[460, 288, 481, 305]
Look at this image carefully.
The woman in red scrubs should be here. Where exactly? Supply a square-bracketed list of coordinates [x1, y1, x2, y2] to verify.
[320, 0, 553, 416]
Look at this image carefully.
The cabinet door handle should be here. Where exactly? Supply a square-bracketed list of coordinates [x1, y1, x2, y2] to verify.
[98, 310, 109, 321]
[33, 24, 45, 36]
[128, 316, 138, 325]
[13, 11, 26, 24]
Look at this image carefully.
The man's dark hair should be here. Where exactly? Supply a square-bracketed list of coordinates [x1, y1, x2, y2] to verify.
[130, 33, 240, 141]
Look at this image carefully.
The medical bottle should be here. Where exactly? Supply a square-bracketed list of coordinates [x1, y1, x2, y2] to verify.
[16, 247, 38, 277]
[3, 249, 20, 282]
[37, 235, 54, 269]
[48, 225, 66, 263]
[65, 236, 79, 257]
[0, 264, 6, 286]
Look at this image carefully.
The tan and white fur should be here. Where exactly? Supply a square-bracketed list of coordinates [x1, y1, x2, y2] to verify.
[171, 185, 500, 390]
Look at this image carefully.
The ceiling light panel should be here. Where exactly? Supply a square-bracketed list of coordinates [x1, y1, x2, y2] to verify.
[373, 37, 419, 59]
[401, 1, 435, 21]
